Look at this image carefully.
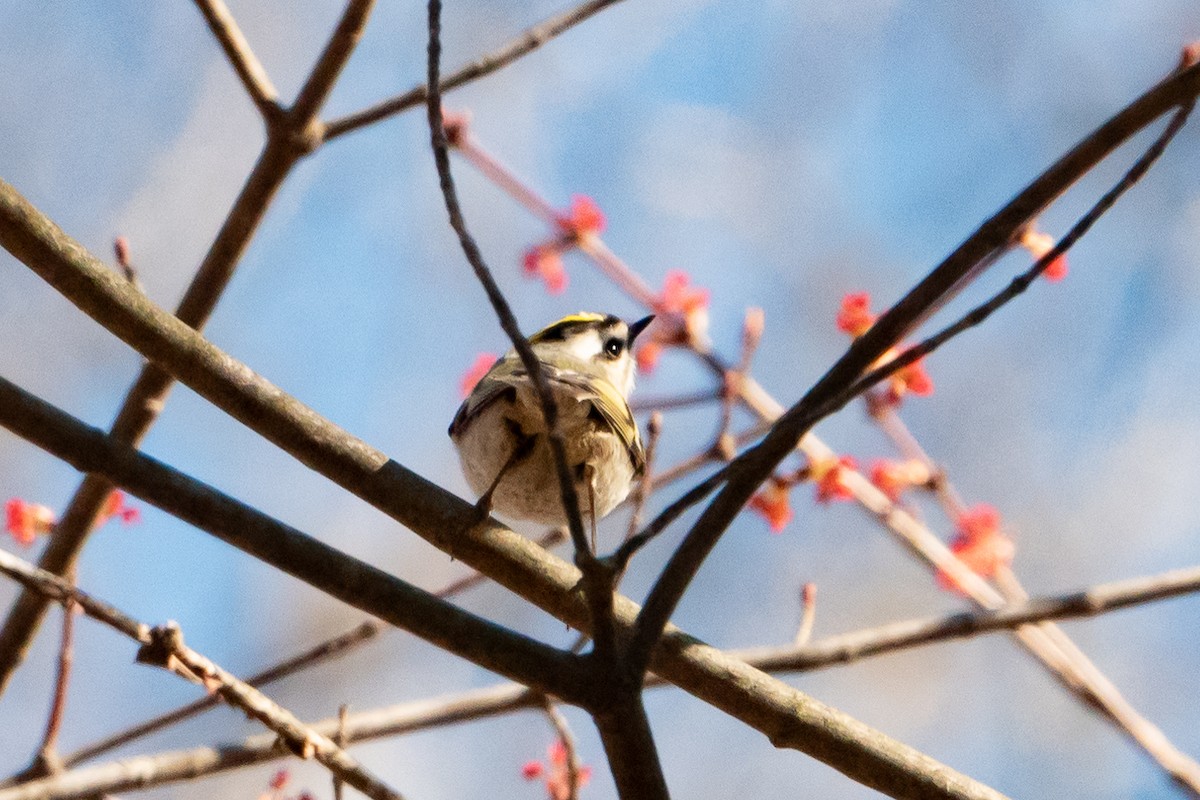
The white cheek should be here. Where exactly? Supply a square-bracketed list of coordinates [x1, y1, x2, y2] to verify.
[615, 358, 635, 396]
[563, 330, 603, 362]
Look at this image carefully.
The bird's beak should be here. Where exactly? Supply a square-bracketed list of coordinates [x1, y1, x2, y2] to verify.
[627, 315, 655, 345]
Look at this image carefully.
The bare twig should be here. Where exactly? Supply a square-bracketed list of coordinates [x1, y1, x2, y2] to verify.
[0, 0, 377, 700]
[712, 308, 764, 461]
[191, 0, 282, 120]
[58, 527, 565, 771]
[732, 565, 1200, 674]
[0, 547, 404, 800]
[146, 623, 406, 800]
[624, 412, 662, 544]
[543, 700, 584, 800]
[631, 388, 719, 413]
[794, 583, 816, 647]
[32, 576, 76, 777]
[426, 0, 621, 675]
[0, 684, 544, 800]
[290, 0, 375, 132]
[112, 236, 140, 288]
[647, 421, 767, 489]
[323, 0, 629, 141]
[425, 1, 588, 556]
[61, 622, 381, 770]
[333, 704, 349, 800]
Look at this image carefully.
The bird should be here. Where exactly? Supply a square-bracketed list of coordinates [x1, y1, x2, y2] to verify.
[450, 312, 654, 540]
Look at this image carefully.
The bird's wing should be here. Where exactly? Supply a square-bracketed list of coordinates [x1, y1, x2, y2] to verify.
[447, 355, 514, 439]
[450, 356, 645, 475]
[543, 363, 645, 476]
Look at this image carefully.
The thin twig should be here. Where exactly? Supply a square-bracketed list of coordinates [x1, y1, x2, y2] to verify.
[146, 623, 406, 800]
[794, 583, 816, 647]
[542, 700, 584, 800]
[647, 421, 768, 490]
[334, 704, 349, 800]
[112, 236, 141, 290]
[425, 1, 585, 554]
[631, 388, 720, 413]
[191, 0, 282, 120]
[624, 412, 662, 544]
[323, 0, 629, 141]
[425, 0, 617, 664]
[61, 622, 381, 769]
[57, 528, 565, 770]
[33, 574, 76, 777]
[711, 309, 764, 461]
[290, 0, 375, 131]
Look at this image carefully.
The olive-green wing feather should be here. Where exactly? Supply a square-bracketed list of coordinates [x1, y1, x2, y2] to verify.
[542, 363, 645, 476]
[450, 355, 644, 475]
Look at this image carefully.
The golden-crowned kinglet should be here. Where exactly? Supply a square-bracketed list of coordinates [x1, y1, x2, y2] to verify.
[450, 312, 655, 527]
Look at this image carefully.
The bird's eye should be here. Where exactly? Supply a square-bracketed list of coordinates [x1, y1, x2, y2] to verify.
[603, 337, 624, 359]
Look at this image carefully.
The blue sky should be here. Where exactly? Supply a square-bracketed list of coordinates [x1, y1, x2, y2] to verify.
[2, 2, 1200, 798]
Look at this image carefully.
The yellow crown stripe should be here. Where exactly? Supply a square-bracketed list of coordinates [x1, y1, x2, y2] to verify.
[528, 312, 611, 343]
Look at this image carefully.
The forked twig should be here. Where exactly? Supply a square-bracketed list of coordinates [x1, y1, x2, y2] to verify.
[0, 549, 405, 800]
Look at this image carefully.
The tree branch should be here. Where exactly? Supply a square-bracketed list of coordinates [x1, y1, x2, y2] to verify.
[0, 176, 1005, 800]
[15, 561, 1200, 797]
[0, 549, 405, 800]
[425, 0, 623, 677]
[323, 0, 628, 142]
[290, 0, 375, 131]
[191, 0, 282, 120]
[626, 55, 1200, 676]
[0, 377, 595, 705]
[55, 528, 563, 770]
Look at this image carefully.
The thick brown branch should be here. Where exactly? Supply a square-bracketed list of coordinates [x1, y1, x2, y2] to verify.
[0, 377, 594, 705]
